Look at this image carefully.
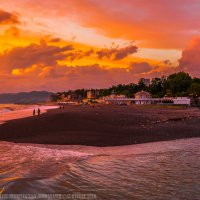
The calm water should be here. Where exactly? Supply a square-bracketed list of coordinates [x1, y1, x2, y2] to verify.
[0, 138, 199, 200]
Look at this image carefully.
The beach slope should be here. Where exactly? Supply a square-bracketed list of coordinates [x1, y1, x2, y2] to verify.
[0, 105, 200, 146]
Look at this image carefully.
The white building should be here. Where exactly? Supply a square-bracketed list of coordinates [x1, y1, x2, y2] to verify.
[134, 91, 152, 104]
[172, 97, 191, 105]
[101, 94, 127, 104]
[102, 94, 126, 101]
[102, 91, 191, 106]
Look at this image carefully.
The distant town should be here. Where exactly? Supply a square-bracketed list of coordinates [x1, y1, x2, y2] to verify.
[51, 72, 200, 107]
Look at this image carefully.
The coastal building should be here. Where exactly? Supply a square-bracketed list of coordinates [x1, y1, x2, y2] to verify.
[172, 97, 191, 105]
[65, 93, 82, 101]
[135, 91, 151, 99]
[134, 91, 152, 104]
[87, 90, 99, 99]
[101, 94, 127, 104]
[59, 94, 69, 102]
[139, 78, 151, 86]
[102, 94, 126, 101]
[102, 90, 191, 106]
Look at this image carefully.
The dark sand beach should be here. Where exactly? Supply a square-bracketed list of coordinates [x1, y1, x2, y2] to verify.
[0, 105, 200, 146]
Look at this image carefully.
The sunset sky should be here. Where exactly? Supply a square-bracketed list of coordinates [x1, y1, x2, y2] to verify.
[0, 0, 200, 93]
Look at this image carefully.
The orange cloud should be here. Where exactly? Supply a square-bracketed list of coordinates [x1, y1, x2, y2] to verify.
[0, 2, 187, 93]
[0, 40, 73, 71]
[64, 43, 138, 62]
[4, 26, 20, 37]
[67, 0, 200, 49]
[0, 9, 20, 25]
[178, 36, 200, 77]
[0, 59, 175, 93]
[4, 0, 199, 49]
[97, 43, 138, 60]
[129, 62, 154, 74]
[65, 49, 94, 62]
[0, 35, 177, 93]
[48, 37, 61, 43]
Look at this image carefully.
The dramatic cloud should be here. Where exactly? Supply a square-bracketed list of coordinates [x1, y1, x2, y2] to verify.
[163, 60, 172, 65]
[0, 58, 174, 93]
[64, 43, 138, 61]
[68, 0, 200, 49]
[0, 40, 73, 71]
[65, 49, 94, 61]
[178, 36, 200, 77]
[129, 62, 154, 74]
[2, 0, 199, 48]
[0, 37, 175, 93]
[0, 64, 121, 92]
[0, 9, 20, 25]
[97, 43, 138, 60]
[0, 1, 198, 92]
[49, 37, 61, 43]
[4, 26, 20, 37]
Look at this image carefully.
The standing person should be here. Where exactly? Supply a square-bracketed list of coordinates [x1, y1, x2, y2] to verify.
[38, 107, 41, 116]
[33, 109, 35, 116]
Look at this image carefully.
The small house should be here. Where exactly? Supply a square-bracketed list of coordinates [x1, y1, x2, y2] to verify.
[134, 91, 151, 104]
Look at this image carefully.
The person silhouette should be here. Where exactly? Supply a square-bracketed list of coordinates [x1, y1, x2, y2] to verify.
[38, 108, 41, 116]
[33, 109, 35, 116]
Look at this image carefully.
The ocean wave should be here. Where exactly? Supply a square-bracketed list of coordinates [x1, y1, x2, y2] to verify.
[0, 138, 199, 198]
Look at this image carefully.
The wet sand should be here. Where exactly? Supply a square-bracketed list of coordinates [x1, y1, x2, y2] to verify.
[0, 105, 200, 146]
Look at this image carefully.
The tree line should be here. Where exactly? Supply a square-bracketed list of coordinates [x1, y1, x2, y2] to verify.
[51, 72, 200, 101]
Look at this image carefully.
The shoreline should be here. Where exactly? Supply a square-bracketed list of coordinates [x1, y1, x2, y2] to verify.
[1, 137, 199, 158]
[0, 105, 200, 147]
[0, 105, 58, 124]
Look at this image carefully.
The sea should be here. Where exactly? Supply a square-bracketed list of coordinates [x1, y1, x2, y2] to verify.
[0, 138, 199, 200]
[0, 106, 199, 200]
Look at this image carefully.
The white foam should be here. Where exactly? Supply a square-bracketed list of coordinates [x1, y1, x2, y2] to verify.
[1, 137, 198, 162]
[0, 141, 93, 163]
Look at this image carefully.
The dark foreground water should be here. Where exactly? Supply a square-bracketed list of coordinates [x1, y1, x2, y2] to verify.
[0, 138, 199, 200]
